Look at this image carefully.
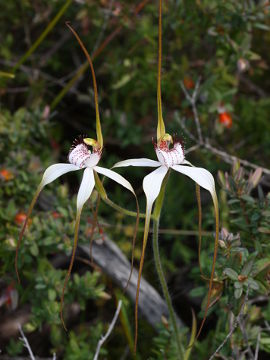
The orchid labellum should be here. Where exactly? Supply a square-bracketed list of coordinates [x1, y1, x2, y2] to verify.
[15, 23, 138, 329]
[113, 0, 219, 353]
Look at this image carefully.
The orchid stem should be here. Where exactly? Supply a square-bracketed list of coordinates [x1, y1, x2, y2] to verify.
[102, 197, 151, 219]
[152, 174, 183, 358]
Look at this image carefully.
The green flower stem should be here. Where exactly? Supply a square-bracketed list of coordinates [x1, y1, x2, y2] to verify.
[152, 173, 184, 359]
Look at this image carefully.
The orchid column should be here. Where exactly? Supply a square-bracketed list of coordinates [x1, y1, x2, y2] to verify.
[113, 0, 219, 355]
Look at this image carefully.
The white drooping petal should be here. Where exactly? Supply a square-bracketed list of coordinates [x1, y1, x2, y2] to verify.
[172, 165, 215, 195]
[77, 168, 95, 211]
[155, 142, 185, 168]
[113, 158, 161, 168]
[41, 163, 80, 187]
[68, 143, 91, 168]
[143, 165, 168, 213]
[94, 166, 135, 194]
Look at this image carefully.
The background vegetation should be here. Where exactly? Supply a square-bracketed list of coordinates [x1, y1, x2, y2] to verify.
[0, 0, 270, 359]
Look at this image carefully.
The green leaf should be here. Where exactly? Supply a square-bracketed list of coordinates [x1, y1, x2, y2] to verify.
[224, 268, 238, 280]
[247, 278, 259, 290]
[48, 288, 57, 301]
[234, 281, 243, 289]
[30, 243, 39, 257]
[240, 195, 255, 203]
[241, 260, 254, 276]
[234, 287, 243, 299]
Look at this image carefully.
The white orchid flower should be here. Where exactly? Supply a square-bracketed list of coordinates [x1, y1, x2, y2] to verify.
[113, 132, 219, 342]
[113, 0, 218, 352]
[15, 23, 138, 330]
[15, 135, 136, 328]
[113, 133, 218, 246]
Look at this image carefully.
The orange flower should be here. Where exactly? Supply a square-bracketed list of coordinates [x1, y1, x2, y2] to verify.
[0, 169, 14, 181]
[183, 76, 195, 89]
[52, 211, 62, 219]
[219, 112, 232, 129]
[15, 213, 28, 226]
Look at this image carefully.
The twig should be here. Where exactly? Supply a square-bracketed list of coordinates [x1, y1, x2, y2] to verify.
[204, 140, 270, 176]
[180, 77, 203, 144]
[254, 331, 261, 360]
[93, 300, 122, 360]
[18, 324, 35, 360]
[209, 288, 250, 360]
[238, 317, 254, 359]
[175, 112, 197, 142]
[178, 79, 270, 176]
[93, 0, 115, 52]
[18, 324, 56, 360]
[185, 144, 200, 154]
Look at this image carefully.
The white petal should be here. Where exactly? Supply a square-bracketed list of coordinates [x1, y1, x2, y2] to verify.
[94, 166, 135, 194]
[41, 163, 80, 187]
[136, 166, 168, 303]
[143, 165, 168, 211]
[171, 165, 215, 195]
[77, 168, 95, 211]
[112, 158, 161, 168]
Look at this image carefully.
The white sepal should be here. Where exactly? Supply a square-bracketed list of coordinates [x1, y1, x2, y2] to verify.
[77, 168, 95, 211]
[41, 163, 79, 187]
[172, 165, 215, 195]
[113, 158, 161, 168]
[143, 165, 168, 216]
[94, 166, 135, 194]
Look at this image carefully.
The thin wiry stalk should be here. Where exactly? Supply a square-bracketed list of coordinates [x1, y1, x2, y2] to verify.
[66, 23, 103, 148]
[196, 193, 219, 339]
[93, 171, 140, 290]
[157, 0, 165, 140]
[15, 185, 42, 283]
[195, 184, 203, 275]
[95, 171, 140, 290]
[51, 0, 150, 110]
[194, 185, 212, 282]
[152, 218, 183, 358]
[124, 195, 140, 291]
[89, 195, 101, 264]
[60, 209, 82, 331]
[134, 211, 151, 353]
[151, 173, 183, 358]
